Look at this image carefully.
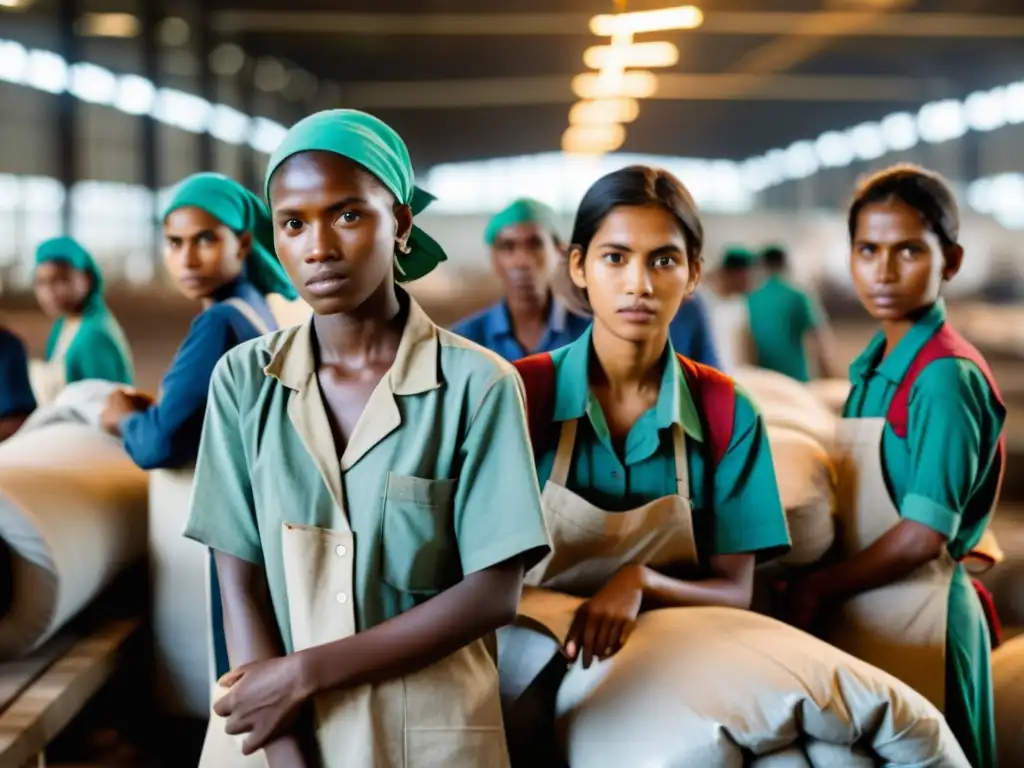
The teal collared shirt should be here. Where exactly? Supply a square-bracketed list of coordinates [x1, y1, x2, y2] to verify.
[747, 275, 822, 382]
[534, 326, 791, 561]
[451, 296, 590, 362]
[843, 301, 1005, 557]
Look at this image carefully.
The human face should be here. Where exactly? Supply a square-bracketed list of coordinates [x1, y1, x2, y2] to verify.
[34, 261, 91, 317]
[268, 151, 412, 316]
[491, 222, 559, 304]
[569, 204, 699, 344]
[850, 199, 962, 322]
[163, 207, 248, 301]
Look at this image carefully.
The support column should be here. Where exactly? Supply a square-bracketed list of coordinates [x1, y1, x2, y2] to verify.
[55, 0, 80, 235]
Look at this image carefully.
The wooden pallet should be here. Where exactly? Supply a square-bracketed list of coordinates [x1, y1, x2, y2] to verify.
[0, 619, 139, 768]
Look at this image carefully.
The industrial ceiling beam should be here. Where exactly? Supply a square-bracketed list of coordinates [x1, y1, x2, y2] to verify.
[333, 73, 933, 110]
[213, 11, 1024, 39]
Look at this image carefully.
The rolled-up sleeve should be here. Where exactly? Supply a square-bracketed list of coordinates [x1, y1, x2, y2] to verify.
[453, 371, 550, 576]
[183, 352, 263, 565]
[901, 358, 1005, 540]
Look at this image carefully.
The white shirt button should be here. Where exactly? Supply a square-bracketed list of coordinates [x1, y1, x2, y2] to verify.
[335, 544, 347, 557]
[336, 592, 348, 604]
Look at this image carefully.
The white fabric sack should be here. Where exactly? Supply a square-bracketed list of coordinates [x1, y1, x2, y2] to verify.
[19, 378, 122, 434]
[0, 420, 147, 659]
[766, 426, 835, 567]
[992, 634, 1024, 768]
[733, 366, 837, 451]
[554, 607, 969, 768]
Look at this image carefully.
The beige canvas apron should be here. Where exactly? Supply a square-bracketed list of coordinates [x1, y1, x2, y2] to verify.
[150, 299, 271, 721]
[824, 416, 955, 710]
[28, 318, 80, 407]
[500, 418, 700, 711]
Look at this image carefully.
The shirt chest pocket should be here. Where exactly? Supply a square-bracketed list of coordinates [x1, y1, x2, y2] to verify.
[381, 473, 460, 594]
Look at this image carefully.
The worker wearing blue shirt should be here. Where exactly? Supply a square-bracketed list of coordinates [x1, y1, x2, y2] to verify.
[452, 198, 590, 360]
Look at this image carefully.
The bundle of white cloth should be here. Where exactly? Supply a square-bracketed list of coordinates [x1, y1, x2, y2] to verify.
[0, 381, 147, 659]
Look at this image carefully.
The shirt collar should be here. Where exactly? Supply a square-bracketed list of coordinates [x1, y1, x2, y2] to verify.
[552, 325, 704, 441]
[264, 287, 440, 396]
[848, 299, 947, 384]
[488, 293, 568, 338]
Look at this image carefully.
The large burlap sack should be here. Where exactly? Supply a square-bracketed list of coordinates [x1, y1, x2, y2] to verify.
[805, 378, 851, 416]
[766, 426, 835, 567]
[733, 367, 837, 450]
[555, 607, 969, 768]
[0, 421, 147, 659]
[992, 634, 1024, 767]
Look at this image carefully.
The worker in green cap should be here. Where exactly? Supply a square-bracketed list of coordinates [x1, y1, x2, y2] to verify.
[185, 109, 548, 768]
[31, 236, 134, 405]
[696, 246, 758, 373]
[746, 245, 835, 381]
[452, 197, 590, 360]
[91, 172, 298, 728]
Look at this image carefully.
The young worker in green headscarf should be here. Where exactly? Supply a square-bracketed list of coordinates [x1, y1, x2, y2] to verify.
[99, 171, 295, 470]
[185, 110, 549, 768]
[452, 197, 589, 360]
[95, 173, 299, 727]
[31, 237, 134, 404]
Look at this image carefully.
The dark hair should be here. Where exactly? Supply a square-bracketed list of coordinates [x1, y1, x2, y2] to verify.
[761, 246, 786, 270]
[556, 165, 704, 315]
[848, 163, 960, 248]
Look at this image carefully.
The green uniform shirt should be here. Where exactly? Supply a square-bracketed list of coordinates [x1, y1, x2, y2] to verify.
[747, 275, 822, 382]
[46, 307, 134, 386]
[184, 291, 550, 654]
[534, 326, 791, 562]
[844, 300, 1003, 768]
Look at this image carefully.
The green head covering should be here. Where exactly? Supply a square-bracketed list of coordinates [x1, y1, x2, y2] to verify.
[484, 198, 559, 246]
[34, 237, 105, 312]
[721, 246, 757, 271]
[264, 109, 445, 283]
[163, 172, 298, 300]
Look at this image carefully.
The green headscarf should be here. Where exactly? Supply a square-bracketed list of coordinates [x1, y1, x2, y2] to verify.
[484, 198, 559, 246]
[34, 237, 105, 313]
[163, 172, 298, 300]
[722, 246, 757, 270]
[264, 109, 446, 283]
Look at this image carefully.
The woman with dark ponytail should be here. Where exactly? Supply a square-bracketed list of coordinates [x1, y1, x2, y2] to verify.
[784, 163, 1004, 768]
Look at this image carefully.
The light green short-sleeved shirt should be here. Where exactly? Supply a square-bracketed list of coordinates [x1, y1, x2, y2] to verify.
[747, 275, 822, 382]
[184, 291, 551, 653]
[533, 327, 791, 562]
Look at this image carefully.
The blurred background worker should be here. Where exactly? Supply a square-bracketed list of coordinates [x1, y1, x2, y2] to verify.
[452, 198, 590, 360]
[747, 245, 836, 382]
[668, 290, 721, 368]
[698, 247, 757, 373]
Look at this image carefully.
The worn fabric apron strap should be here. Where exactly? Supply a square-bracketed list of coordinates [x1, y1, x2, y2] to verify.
[825, 416, 955, 710]
[29, 319, 80, 407]
[222, 297, 272, 336]
[499, 418, 699, 712]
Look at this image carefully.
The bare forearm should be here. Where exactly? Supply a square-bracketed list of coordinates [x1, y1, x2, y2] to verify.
[214, 551, 310, 767]
[807, 521, 944, 602]
[298, 558, 523, 697]
[638, 556, 754, 610]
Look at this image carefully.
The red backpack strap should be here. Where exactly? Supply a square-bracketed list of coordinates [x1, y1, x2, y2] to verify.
[886, 322, 1007, 513]
[887, 323, 1005, 439]
[677, 354, 736, 466]
[513, 353, 558, 450]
